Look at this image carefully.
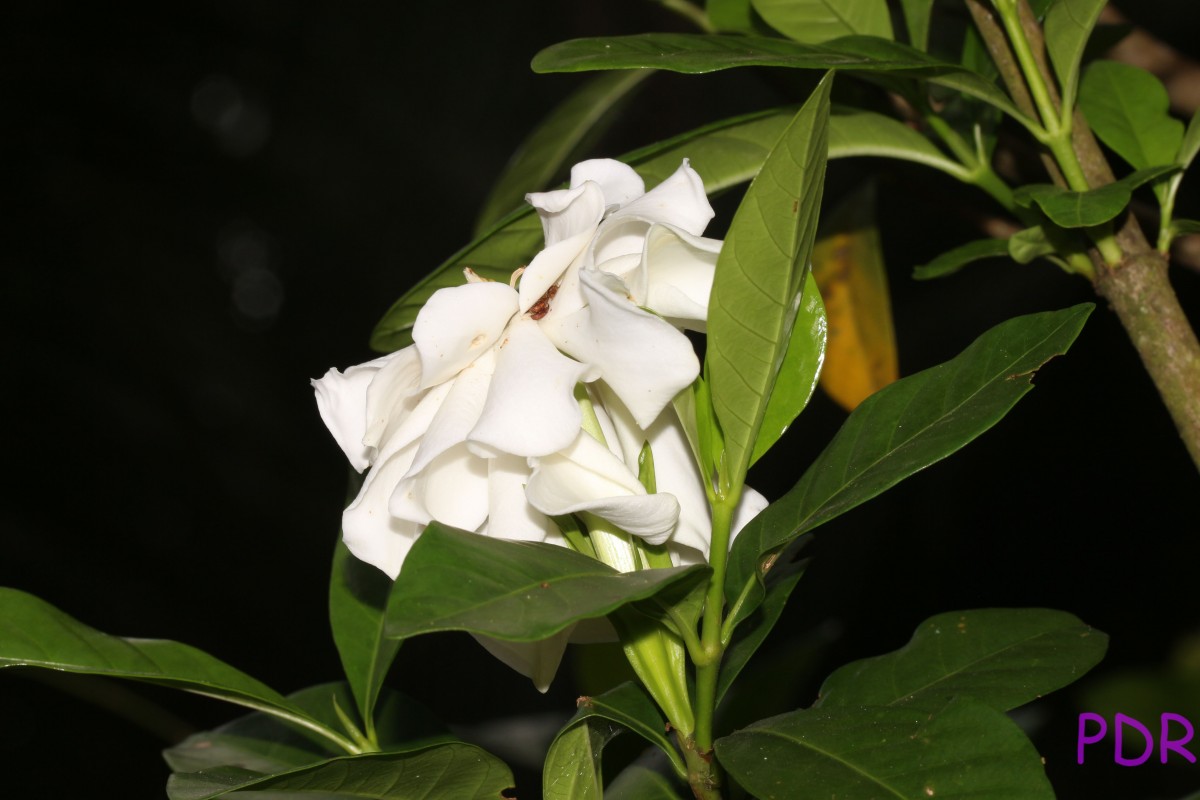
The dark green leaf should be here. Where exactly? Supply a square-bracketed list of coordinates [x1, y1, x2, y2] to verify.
[717, 560, 805, 704]
[817, 609, 1108, 711]
[724, 304, 1093, 619]
[384, 524, 709, 642]
[1178, 109, 1200, 169]
[542, 718, 617, 800]
[828, 107, 970, 180]
[606, 765, 685, 799]
[709, 74, 831, 488]
[167, 743, 514, 800]
[1044, 0, 1108, 111]
[547, 682, 687, 791]
[752, 0, 893, 43]
[329, 540, 400, 731]
[474, 71, 651, 234]
[1079, 61, 1183, 170]
[532, 34, 1027, 123]
[899, 0, 935, 50]
[1172, 219, 1200, 235]
[750, 273, 827, 464]
[716, 696, 1055, 800]
[912, 238, 1010, 279]
[1013, 165, 1177, 227]
[165, 684, 454, 790]
[0, 588, 348, 751]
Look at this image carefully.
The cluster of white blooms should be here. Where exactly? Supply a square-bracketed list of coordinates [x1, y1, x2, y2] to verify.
[314, 159, 766, 688]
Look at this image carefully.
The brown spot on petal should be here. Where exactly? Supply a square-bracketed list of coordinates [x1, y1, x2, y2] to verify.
[470, 333, 487, 348]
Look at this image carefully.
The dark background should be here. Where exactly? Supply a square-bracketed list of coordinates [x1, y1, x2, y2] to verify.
[2, 2, 1198, 797]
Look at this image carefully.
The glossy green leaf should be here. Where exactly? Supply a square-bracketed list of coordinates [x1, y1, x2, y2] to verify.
[752, 0, 893, 43]
[329, 539, 400, 731]
[1079, 61, 1183, 171]
[384, 524, 708, 642]
[750, 272, 827, 464]
[899, 0, 935, 50]
[718, 560, 806, 704]
[912, 237, 1010, 279]
[707, 0, 757, 33]
[165, 684, 454, 796]
[715, 696, 1055, 800]
[546, 682, 687, 794]
[709, 73, 831, 488]
[532, 34, 1027, 123]
[828, 106, 971, 180]
[167, 744, 514, 800]
[606, 765, 685, 799]
[542, 718, 616, 800]
[0, 588, 350, 752]
[724, 304, 1093, 616]
[1043, 0, 1108, 112]
[1013, 165, 1176, 228]
[1008, 225, 1057, 264]
[474, 71, 651, 234]
[817, 609, 1108, 711]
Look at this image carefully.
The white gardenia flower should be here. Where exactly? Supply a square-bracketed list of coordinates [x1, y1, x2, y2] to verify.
[312, 158, 768, 688]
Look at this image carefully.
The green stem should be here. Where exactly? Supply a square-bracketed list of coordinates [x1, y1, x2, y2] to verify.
[694, 496, 736, 753]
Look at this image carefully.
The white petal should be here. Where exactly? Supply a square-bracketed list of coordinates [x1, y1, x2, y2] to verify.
[472, 630, 570, 693]
[363, 346, 422, 450]
[412, 282, 517, 389]
[554, 269, 700, 428]
[640, 225, 719, 330]
[526, 431, 680, 544]
[406, 349, 495, 477]
[342, 440, 422, 579]
[393, 442, 490, 533]
[374, 379, 455, 465]
[732, 484, 769, 539]
[486, 453, 556, 542]
[526, 181, 605, 247]
[611, 159, 714, 236]
[468, 318, 597, 458]
[644, 407, 714, 556]
[311, 351, 401, 472]
[569, 159, 645, 207]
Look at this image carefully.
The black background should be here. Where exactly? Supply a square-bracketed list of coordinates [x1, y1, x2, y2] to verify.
[3, 1, 1198, 797]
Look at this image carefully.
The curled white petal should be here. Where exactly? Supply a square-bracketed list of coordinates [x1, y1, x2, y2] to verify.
[472, 630, 571, 693]
[639, 225, 719, 331]
[413, 282, 517, 389]
[342, 440, 422, 579]
[553, 269, 700, 428]
[406, 349, 495, 477]
[526, 431, 680, 544]
[311, 351, 401, 472]
[520, 183, 605, 311]
[569, 159, 645, 207]
[611, 159, 714, 235]
[469, 318, 597, 458]
[483, 453, 557, 542]
[392, 442, 490, 533]
[363, 346, 422, 451]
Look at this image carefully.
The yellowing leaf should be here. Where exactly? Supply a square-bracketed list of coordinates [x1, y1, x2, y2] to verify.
[811, 185, 898, 411]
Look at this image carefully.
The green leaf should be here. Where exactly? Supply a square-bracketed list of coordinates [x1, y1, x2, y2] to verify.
[828, 106, 971, 180]
[709, 74, 831, 488]
[167, 743, 514, 800]
[752, 0, 893, 44]
[817, 609, 1108, 712]
[1178, 109, 1200, 169]
[546, 683, 688, 793]
[1043, 0, 1108, 112]
[718, 560, 806, 704]
[1008, 225, 1057, 264]
[912, 238, 1010, 280]
[715, 696, 1055, 800]
[899, 0, 935, 50]
[329, 539, 400, 733]
[383, 524, 709, 643]
[750, 272, 827, 464]
[1079, 61, 1183, 170]
[0, 588, 349, 751]
[474, 71, 651, 234]
[1013, 165, 1177, 228]
[1172, 219, 1200, 235]
[165, 684, 454, 792]
[724, 304, 1093, 618]
[707, 0, 757, 34]
[532, 34, 1028, 124]
[542, 718, 616, 800]
[606, 765, 685, 799]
